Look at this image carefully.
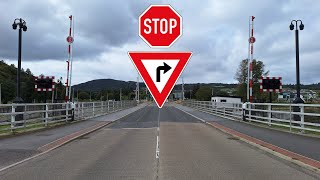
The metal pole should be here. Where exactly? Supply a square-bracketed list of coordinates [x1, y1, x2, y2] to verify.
[14, 24, 23, 103]
[65, 15, 72, 102]
[295, 29, 301, 100]
[247, 16, 251, 102]
[52, 89, 54, 103]
[120, 88, 122, 101]
[68, 15, 74, 100]
[182, 77, 185, 100]
[269, 92, 272, 103]
[0, 83, 2, 104]
[249, 16, 255, 103]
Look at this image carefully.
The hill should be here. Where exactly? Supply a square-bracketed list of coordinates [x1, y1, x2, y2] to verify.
[72, 79, 145, 92]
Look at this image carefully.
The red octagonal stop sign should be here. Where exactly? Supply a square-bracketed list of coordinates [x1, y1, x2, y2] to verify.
[139, 5, 182, 48]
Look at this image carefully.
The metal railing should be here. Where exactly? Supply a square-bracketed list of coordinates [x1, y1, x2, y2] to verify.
[0, 100, 137, 133]
[182, 100, 320, 133]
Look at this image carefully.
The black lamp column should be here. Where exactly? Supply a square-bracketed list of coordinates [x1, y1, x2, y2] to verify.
[289, 20, 304, 104]
[12, 18, 27, 103]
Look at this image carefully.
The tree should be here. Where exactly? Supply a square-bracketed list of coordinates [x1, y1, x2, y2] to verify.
[78, 91, 90, 100]
[234, 59, 269, 102]
[195, 86, 211, 101]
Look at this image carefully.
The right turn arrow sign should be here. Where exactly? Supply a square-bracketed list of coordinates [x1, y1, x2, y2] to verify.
[156, 62, 172, 82]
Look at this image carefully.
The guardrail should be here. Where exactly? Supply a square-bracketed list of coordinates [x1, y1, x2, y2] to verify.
[182, 100, 320, 133]
[0, 100, 137, 133]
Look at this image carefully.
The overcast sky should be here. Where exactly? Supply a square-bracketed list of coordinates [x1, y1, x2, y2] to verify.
[0, 0, 319, 85]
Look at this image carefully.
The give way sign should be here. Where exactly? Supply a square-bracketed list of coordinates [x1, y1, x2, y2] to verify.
[139, 5, 182, 48]
[128, 52, 192, 108]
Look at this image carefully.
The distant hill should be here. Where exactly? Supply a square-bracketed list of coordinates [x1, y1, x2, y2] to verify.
[73, 78, 320, 92]
[72, 79, 146, 92]
[72, 78, 238, 92]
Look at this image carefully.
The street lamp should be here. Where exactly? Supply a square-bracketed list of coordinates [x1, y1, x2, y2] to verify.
[12, 18, 27, 103]
[289, 20, 304, 104]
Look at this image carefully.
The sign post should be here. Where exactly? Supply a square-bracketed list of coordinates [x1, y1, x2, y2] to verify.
[129, 4, 192, 108]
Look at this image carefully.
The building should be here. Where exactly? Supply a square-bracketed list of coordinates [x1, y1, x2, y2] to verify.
[211, 96, 242, 103]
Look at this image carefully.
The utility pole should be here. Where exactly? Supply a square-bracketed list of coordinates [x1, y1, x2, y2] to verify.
[90, 91, 92, 101]
[136, 76, 139, 102]
[120, 88, 122, 101]
[182, 77, 185, 100]
[189, 89, 192, 99]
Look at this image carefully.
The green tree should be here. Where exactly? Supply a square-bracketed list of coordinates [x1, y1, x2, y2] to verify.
[78, 91, 90, 100]
[195, 86, 211, 101]
[234, 59, 269, 102]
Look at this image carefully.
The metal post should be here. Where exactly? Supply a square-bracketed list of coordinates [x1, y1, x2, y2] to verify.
[11, 105, 16, 131]
[92, 102, 95, 117]
[80, 102, 83, 118]
[268, 104, 271, 126]
[248, 103, 252, 122]
[296, 29, 301, 100]
[45, 104, 49, 126]
[291, 20, 304, 123]
[300, 105, 305, 133]
[0, 83, 2, 104]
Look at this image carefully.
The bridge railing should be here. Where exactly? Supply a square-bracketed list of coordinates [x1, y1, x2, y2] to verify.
[182, 100, 320, 133]
[0, 100, 137, 133]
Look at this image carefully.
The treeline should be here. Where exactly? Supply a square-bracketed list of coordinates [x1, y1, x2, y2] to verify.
[0, 60, 66, 104]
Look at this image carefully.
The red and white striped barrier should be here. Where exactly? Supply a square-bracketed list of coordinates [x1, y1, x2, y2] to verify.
[65, 15, 73, 102]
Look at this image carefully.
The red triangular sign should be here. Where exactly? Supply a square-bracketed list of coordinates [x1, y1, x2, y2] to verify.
[128, 52, 192, 108]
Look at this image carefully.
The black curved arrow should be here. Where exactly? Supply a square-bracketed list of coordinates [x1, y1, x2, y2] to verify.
[156, 62, 172, 82]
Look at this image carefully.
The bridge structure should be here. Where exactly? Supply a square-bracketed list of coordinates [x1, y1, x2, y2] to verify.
[0, 99, 319, 179]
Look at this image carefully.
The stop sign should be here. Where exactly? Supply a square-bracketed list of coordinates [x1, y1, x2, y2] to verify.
[139, 5, 182, 48]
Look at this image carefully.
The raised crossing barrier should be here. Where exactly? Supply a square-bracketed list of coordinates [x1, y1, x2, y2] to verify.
[182, 100, 320, 133]
[0, 100, 137, 133]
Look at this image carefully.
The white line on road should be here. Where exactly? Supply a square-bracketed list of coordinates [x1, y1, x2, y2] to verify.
[156, 108, 161, 159]
[156, 135, 160, 159]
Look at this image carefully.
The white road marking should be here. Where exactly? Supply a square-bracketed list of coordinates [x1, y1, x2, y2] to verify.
[156, 135, 160, 159]
[120, 128, 157, 130]
[156, 108, 161, 159]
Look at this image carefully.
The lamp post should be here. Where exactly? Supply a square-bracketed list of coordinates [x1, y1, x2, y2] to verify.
[0, 83, 2, 104]
[12, 18, 27, 103]
[289, 20, 304, 104]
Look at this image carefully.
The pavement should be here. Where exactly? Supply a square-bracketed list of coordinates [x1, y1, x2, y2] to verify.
[0, 103, 146, 169]
[0, 103, 319, 180]
[175, 103, 320, 162]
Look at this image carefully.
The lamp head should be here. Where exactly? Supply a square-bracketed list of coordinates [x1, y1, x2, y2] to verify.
[12, 23, 17, 30]
[289, 23, 294, 30]
[22, 25, 27, 32]
[299, 23, 304, 30]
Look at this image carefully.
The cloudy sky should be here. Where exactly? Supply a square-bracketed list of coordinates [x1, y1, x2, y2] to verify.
[0, 0, 319, 85]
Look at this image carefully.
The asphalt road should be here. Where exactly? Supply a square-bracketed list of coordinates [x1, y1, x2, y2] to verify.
[176, 103, 320, 161]
[0, 104, 145, 169]
[0, 103, 319, 180]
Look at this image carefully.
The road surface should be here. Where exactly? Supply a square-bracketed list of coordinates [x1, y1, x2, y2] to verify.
[0, 103, 319, 180]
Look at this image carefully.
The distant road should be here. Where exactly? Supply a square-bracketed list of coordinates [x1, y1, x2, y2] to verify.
[0, 104, 319, 180]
